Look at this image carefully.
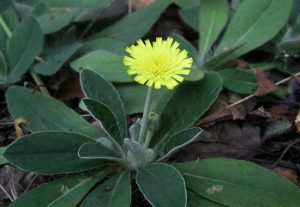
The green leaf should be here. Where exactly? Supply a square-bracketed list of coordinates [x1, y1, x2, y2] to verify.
[81, 171, 131, 207]
[185, 69, 205, 82]
[116, 84, 172, 115]
[203, 44, 242, 69]
[80, 38, 127, 56]
[14, 2, 34, 17]
[78, 142, 120, 161]
[6, 86, 102, 139]
[277, 16, 300, 57]
[9, 172, 106, 207]
[171, 33, 199, 63]
[80, 70, 127, 138]
[250, 62, 280, 72]
[136, 163, 187, 207]
[170, 34, 205, 82]
[0, 0, 11, 14]
[0, 147, 8, 165]
[219, 68, 257, 94]
[151, 72, 222, 147]
[0, 50, 7, 77]
[71, 50, 132, 82]
[176, 158, 300, 207]
[6, 16, 43, 83]
[83, 99, 124, 143]
[89, 0, 169, 44]
[0, 28, 8, 56]
[26, 0, 112, 9]
[0, 8, 18, 54]
[278, 41, 300, 56]
[290, 0, 300, 24]
[33, 42, 81, 75]
[199, 0, 228, 60]
[36, 8, 80, 34]
[188, 192, 225, 207]
[179, 6, 199, 31]
[157, 128, 202, 161]
[280, 16, 300, 44]
[4, 132, 105, 174]
[1, 7, 19, 31]
[47, 176, 102, 207]
[116, 84, 146, 115]
[174, 0, 200, 9]
[217, 0, 293, 62]
[32, 3, 50, 16]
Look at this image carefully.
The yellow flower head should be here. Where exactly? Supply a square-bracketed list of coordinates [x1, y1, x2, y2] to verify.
[123, 37, 193, 89]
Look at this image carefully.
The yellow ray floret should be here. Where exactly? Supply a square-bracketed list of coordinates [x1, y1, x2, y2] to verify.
[123, 37, 193, 89]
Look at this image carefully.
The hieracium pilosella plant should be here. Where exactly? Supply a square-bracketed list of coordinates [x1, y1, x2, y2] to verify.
[5, 37, 199, 207]
[122, 37, 193, 169]
[4, 37, 300, 207]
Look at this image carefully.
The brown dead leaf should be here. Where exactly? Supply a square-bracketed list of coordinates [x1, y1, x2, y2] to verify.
[295, 109, 300, 133]
[268, 104, 290, 120]
[132, 0, 156, 9]
[254, 69, 278, 96]
[196, 94, 246, 126]
[52, 69, 84, 101]
[229, 94, 246, 120]
[237, 59, 248, 68]
[14, 118, 28, 138]
[249, 106, 272, 119]
[273, 167, 299, 186]
[179, 122, 262, 160]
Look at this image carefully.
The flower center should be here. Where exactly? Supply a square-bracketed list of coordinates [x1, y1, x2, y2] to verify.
[148, 56, 168, 78]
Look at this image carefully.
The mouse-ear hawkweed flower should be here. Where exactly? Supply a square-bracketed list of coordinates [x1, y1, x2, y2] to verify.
[123, 37, 193, 90]
[124, 37, 193, 150]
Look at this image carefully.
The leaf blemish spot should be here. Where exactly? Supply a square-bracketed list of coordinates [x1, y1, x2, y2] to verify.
[206, 184, 223, 194]
[104, 185, 112, 192]
[61, 185, 69, 194]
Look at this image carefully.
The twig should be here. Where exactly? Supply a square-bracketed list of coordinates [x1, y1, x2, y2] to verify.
[227, 71, 300, 108]
[5, 166, 18, 200]
[0, 114, 91, 126]
[81, 114, 92, 117]
[35, 56, 45, 63]
[78, 8, 103, 40]
[249, 158, 299, 171]
[128, 0, 133, 14]
[0, 184, 14, 202]
[24, 174, 38, 192]
[272, 139, 300, 168]
[0, 121, 14, 126]
[29, 70, 50, 96]
[78, 0, 113, 41]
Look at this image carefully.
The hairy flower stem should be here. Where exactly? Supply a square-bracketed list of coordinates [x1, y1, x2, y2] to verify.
[138, 86, 153, 145]
[143, 131, 154, 148]
[0, 16, 49, 96]
[29, 70, 50, 96]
